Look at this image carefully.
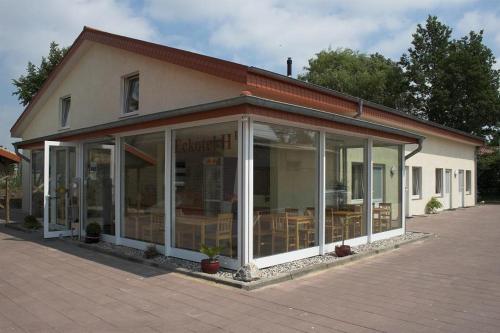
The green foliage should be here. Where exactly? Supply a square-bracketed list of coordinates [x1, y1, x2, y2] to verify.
[478, 152, 500, 201]
[23, 215, 41, 230]
[85, 222, 101, 236]
[12, 42, 68, 106]
[144, 245, 160, 259]
[400, 16, 500, 137]
[299, 48, 406, 109]
[200, 244, 223, 262]
[425, 197, 443, 214]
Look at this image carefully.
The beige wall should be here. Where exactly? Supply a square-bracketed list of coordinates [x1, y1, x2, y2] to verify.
[405, 134, 476, 215]
[19, 41, 245, 140]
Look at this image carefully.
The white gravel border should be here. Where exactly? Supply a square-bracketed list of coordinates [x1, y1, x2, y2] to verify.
[87, 231, 427, 280]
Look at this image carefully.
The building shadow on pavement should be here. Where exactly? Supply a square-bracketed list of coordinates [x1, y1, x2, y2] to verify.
[0, 222, 172, 278]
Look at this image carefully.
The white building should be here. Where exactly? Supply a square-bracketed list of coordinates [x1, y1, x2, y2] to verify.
[11, 27, 482, 269]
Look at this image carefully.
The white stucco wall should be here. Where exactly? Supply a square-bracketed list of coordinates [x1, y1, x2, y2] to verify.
[19, 41, 245, 140]
[405, 135, 476, 216]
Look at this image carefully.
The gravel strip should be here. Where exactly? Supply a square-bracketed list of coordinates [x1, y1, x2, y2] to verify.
[87, 231, 427, 280]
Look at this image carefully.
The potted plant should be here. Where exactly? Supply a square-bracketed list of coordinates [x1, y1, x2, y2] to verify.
[200, 244, 223, 274]
[23, 215, 42, 230]
[425, 197, 443, 214]
[335, 220, 351, 257]
[85, 222, 101, 243]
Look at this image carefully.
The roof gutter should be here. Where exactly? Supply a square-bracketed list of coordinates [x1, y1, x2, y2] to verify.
[404, 138, 424, 160]
[14, 146, 30, 162]
[13, 95, 424, 148]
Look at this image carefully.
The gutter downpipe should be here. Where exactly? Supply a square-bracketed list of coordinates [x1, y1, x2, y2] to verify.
[404, 138, 423, 160]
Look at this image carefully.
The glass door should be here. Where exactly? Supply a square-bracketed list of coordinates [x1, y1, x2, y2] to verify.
[43, 141, 79, 238]
[84, 141, 115, 236]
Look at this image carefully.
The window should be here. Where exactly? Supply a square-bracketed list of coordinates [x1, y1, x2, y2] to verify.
[31, 150, 44, 218]
[60, 96, 71, 128]
[373, 144, 402, 232]
[124, 74, 139, 113]
[412, 166, 422, 198]
[122, 132, 165, 244]
[466, 170, 471, 194]
[373, 165, 385, 202]
[351, 163, 364, 200]
[435, 168, 443, 195]
[325, 134, 366, 243]
[253, 122, 318, 258]
[173, 122, 238, 258]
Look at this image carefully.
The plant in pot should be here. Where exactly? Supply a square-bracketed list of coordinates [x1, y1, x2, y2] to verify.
[85, 222, 101, 243]
[23, 215, 42, 230]
[335, 220, 351, 257]
[200, 244, 223, 274]
[425, 197, 443, 214]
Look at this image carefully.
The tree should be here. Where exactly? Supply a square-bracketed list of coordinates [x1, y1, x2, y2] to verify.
[298, 48, 406, 109]
[401, 16, 500, 136]
[12, 42, 68, 106]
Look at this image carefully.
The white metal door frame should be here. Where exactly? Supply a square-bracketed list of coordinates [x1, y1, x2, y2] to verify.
[43, 141, 79, 238]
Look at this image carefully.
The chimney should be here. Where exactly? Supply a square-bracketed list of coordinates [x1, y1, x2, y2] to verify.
[287, 57, 292, 77]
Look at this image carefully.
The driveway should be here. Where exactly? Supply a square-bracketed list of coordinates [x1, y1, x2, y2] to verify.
[0, 205, 499, 332]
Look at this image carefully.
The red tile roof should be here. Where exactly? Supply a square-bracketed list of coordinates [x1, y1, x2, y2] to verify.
[10, 26, 484, 146]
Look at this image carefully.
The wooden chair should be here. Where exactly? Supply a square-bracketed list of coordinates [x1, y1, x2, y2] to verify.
[351, 205, 363, 237]
[175, 215, 197, 250]
[379, 203, 392, 231]
[274, 213, 296, 252]
[206, 213, 233, 257]
[325, 208, 342, 243]
[305, 207, 315, 217]
[254, 211, 274, 257]
[284, 208, 299, 216]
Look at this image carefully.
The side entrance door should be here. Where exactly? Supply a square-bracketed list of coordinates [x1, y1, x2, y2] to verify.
[444, 169, 452, 209]
[44, 141, 80, 238]
[458, 169, 465, 208]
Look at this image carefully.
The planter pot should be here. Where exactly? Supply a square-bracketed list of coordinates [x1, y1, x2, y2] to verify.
[201, 259, 220, 274]
[85, 235, 100, 244]
[335, 245, 351, 257]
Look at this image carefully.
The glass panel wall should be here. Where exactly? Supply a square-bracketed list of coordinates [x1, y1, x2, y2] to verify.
[123, 132, 165, 244]
[173, 122, 238, 258]
[253, 122, 318, 258]
[84, 139, 115, 235]
[31, 150, 44, 218]
[372, 143, 402, 232]
[325, 134, 367, 243]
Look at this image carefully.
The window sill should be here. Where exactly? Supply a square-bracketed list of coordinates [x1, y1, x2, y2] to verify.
[120, 111, 140, 118]
[412, 196, 422, 200]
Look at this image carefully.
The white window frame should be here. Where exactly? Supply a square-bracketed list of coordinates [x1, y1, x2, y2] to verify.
[59, 95, 71, 129]
[104, 113, 407, 269]
[122, 72, 140, 116]
[412, 166, 422, 200]
[372, 164, 385, 203]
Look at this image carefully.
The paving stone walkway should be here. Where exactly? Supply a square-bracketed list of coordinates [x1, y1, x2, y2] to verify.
[0, 205, 499, 332]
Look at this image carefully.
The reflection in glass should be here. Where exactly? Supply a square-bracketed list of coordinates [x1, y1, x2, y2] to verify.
[31, 150, 44, 218]
[325, 134, 367, 244]
[372, 143, 402, 233]
[173, 122, 238, 258]
[84, 140, 115, 235]
[253, 122, 318, 258]
[48, 146, 76, 232]
[123, 132, 165, 244]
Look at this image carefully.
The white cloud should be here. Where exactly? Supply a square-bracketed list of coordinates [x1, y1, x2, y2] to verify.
[0, 0, 157, 148]
[457, 10, 500, 44]
[144, 0, 477, 74]
[0, 0, 156, 78]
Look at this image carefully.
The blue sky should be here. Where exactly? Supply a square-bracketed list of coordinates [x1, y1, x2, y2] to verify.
[1, 0, 499, 150]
